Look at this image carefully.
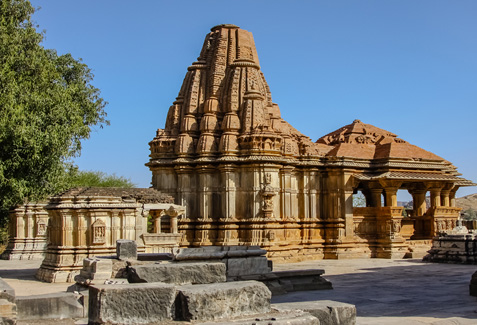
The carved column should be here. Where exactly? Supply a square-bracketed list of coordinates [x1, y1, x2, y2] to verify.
[410, 189, 427, 217]
[440, 183, 454, 207]
[384, 187, 399, 207]
[450, 186, 459, 207]
[153, 210, 163, 234]
[375, 180, 406, 258]
[280, 166, 295, 220]
[322, 170, 355, 259]
[175, 166, 195, 245]
[216, 164, 239, 246]
[368, 182, 383, 208]
[429, 185, 443, 208]
[193, 165, 217, 246]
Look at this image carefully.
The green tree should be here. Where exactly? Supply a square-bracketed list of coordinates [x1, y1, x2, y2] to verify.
[462, 208, 477, 221]
[0, 0, 108, 224]
[66, 170, 136, 188]
[353, 192, 366, 207]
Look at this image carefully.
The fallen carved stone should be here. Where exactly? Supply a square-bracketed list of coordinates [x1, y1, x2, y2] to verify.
[88, 283, 176, 324]
[174, 281, 271, 322]
[116, 239, 138, 260]
[273, 300, 357, 325]
[127, 262, 226, 285]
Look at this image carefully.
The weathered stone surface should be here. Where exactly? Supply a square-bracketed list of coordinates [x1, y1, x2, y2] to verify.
[75, 257, 113, 285]
[175, 281, 271, 321]
[16, 292, 84, 320]
[128, 262, 226, 284]
[226, 256, 271, 277]
[199, 310, 319, 325]
[424, 234, 477, 264]
[116, 239, 137, 260]
[1, 203, 48, 261]
[0, 299, 16, 325]
[273, 300, 356, 325]
[88, 283, 176, 324]
[0, 278, 15, 303]
[173, 246, 226, 260]
[238, 269, 332, 295]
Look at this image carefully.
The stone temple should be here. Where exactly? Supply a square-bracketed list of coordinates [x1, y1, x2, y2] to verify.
[147, 24, 473, 261]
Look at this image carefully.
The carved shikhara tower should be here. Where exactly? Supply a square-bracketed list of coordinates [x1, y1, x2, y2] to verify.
[147, 24, 473, 261]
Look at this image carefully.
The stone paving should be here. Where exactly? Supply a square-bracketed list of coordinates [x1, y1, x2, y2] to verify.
[1, 258, 477, 324]
[273, 259, 477, 324]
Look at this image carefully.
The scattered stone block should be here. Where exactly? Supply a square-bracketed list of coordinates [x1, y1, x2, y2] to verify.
[173, 245, 268, 261]
[226, 256, 271, 277]
[128, 262, 226, 284]
[238, 269, 332, 295]
[175, 280, 271, 321]
[75, 257, 113, 285]
[199, 310, 319, 324]
[223, 245, 268, 257]
[88, 283, 176, 324]
[16, 292, 84, 320]
[116, 239, 137, 260]
[173, 246, 226, 260]
[0, 299, 16, 325]
[273, 300, 356, 325]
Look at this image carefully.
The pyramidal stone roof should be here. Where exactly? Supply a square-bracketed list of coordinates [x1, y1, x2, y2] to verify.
[149, 25, 450, 164]
[317, 119, 445, 161]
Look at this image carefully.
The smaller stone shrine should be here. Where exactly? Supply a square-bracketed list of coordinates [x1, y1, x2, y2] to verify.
[1, 203, 49, 260]
[424, 220, 477, 264]
[36, 187, 186, 282]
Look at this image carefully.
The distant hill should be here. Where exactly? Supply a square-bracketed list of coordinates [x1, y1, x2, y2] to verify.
[456, 193, 477, 211]
[397, 193, 477, 212]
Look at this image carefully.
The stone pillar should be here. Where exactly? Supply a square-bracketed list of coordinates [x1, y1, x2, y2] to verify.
[368, 184, 383, 208]
[322, 171, 356, 259]
[411, 190, 427, 217]
[280, 166, 295, 220]
[379, 180, 402, 207]
[25, 210, 34, 238]
[219, 164, 236, 221]
[384, 187, 399, 207]
[429, 187, 442, 208]
[171, 216, 178, 234]
[440, 191, 450, 207]
[154, 211, 163, 234]
[440, 183, 454, 207]
[450, 186, 459, 207]
[175, 166, 195, 217]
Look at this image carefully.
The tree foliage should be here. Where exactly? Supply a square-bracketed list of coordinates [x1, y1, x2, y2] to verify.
[353, 192, 366, 208]
[462, 208, 477, 221]
[66, 170, 135, 189]
[0, 0, 108, 224]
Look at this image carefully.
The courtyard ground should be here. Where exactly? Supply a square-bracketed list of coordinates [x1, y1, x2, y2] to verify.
[1, 258, 476, 324]
[273, 258, 477, 324]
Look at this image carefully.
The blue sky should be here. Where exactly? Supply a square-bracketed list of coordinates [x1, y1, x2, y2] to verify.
[30, 1, 477, 199]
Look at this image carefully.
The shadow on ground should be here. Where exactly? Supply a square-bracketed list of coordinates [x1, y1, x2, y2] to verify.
[0, 268, 39, 280]
[272, 260, 477, 320]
